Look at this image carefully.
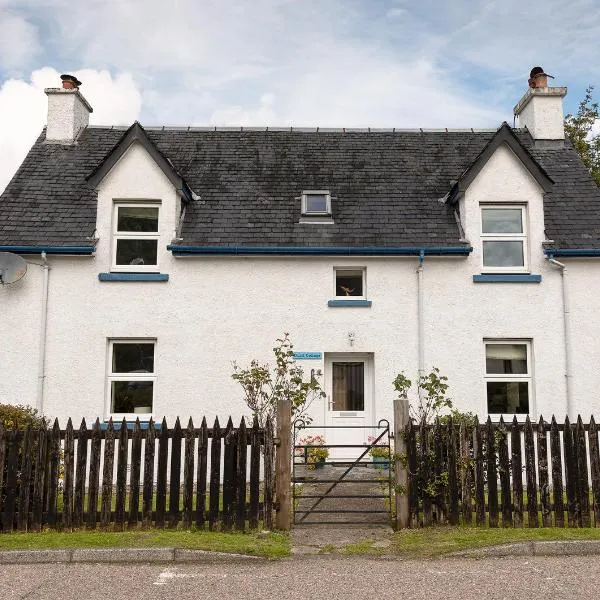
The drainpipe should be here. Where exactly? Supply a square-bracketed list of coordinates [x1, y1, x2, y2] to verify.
[547, 256, 572, 418]
[37, 252, 50, 415]
[417, 251, 425, 401]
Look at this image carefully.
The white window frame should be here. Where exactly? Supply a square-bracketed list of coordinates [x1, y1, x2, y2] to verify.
[112, 201, 161, 272]
[333, 267, 367, 300]
[480, 204, 528, 273]
[484, 339, 533, 419]
[302, 190, 331, 216]
[106, 338, 156, 420]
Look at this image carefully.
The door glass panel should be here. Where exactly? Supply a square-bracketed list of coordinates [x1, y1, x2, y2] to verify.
[332, 362, 364, 411]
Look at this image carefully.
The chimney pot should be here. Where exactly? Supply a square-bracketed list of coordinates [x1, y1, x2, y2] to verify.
[60, 74, 82, 90]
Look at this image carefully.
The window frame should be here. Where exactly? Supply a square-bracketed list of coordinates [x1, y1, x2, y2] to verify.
[484, 339, 533, 419]
[333, 267, 367, 300]
[480, 204, 528, 273]
[112, 201, 161, 272]
[301, 190, 332, 216]
[106, 338, 156, 420]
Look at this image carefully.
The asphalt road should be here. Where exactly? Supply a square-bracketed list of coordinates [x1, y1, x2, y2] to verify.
[0, 556, 597, 599]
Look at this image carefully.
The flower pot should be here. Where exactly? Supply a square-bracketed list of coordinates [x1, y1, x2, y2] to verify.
[314, 457, 326, 469]
[372, 456, 389, 470]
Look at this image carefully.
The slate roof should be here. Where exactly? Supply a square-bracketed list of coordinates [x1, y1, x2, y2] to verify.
[1, 125, 599, 249]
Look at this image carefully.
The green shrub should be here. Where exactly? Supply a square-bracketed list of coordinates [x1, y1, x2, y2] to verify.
[0, 404, 45, 431]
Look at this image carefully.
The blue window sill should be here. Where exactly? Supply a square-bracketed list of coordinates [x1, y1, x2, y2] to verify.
[99, 273, 169, 282]
[473, 274, 542, 283]
[327, 299, 372, 307]
[101, 420, 159, 431]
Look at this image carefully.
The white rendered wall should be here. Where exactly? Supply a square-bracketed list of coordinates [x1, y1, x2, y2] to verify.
[2, 142, 599, 426]
[45, 89, 91, 142]
[517, 94, 565, 140]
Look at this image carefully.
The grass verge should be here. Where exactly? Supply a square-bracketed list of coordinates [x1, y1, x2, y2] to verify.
[392, 526, 600, 558]
[0, 530, 289, 559]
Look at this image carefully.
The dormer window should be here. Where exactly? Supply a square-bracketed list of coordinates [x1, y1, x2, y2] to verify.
[302, 191, 331, 216]
[112, 202, 160, 272]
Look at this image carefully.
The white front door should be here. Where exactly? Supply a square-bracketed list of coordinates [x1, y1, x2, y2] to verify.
[324, 353, 374, 461]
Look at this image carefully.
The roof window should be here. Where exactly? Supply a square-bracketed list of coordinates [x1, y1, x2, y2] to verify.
[302, 191, 331, 216]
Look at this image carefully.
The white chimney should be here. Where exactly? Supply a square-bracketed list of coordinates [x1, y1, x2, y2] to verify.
[44, 74, 93, 142]
[513, 66, 567, 142]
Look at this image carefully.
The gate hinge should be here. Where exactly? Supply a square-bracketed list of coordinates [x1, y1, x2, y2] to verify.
[273, 437, 281, 447]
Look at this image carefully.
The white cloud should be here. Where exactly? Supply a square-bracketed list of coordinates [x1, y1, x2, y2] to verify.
[0, 67, 142, 193]
[0, 10, 40, 69]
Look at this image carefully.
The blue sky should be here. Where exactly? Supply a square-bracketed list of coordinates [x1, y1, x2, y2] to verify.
[1, 0, 598, 191]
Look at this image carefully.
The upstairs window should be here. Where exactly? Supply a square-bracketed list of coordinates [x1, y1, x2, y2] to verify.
[481, 205, 527, 272]
[113, 203, 160, 271]
[108, 340, 155, 417]
[302, 191, 331, 216]
[335, 268, 366, 299]
[485, 341, 531, 416]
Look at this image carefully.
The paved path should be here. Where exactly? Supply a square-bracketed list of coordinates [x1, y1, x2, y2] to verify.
[1, 556, 598, 599]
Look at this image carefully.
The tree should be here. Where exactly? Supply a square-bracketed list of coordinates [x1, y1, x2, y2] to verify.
[232, 333, 325, 427]
[564, 86, 600, 186]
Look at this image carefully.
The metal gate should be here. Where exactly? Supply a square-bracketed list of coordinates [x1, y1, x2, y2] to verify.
[292, 420, 393, 525]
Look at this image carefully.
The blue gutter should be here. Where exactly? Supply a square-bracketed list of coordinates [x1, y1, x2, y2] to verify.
[0, 245, 95, 255]
[167, 245, 473, 256]
[544, 249, 600, 258]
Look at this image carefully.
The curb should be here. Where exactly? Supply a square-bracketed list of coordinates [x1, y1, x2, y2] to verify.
[448, 540, 600, 558]
[0, 547, 263, 565]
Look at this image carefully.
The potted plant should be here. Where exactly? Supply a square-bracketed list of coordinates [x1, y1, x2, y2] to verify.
[367, 435, 391, 470]
[295, 434, 329, 470]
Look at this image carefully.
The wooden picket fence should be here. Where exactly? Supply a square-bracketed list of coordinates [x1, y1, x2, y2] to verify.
[404, 415, 600, 528]
[0, 415, 274, 533]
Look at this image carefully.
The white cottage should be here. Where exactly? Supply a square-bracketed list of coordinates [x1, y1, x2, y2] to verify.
[1, 68, 600, 449]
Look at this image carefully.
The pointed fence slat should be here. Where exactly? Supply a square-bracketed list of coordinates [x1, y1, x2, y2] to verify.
[497, 418, 512, 527]
[114, 420, 128, 531]
[142, 419, 156, 528]
[433, 420, 447, 524]
[87, 419, 102, 529]
[18, 425, 33, 532]
[156, 418, 169, 528]
[459, 422, 472, 525]
[209, 418, 222, 531]
[169, 418, 183, 528]
[2, 429, 20, 533]
[564, 416, 578, 528]
[195, 418, 208, 529]
[182, 418, 195, 529]
[46, 420, 61, 529]
[249, 417, 260, 529]
[421, 420, 433, 526]
[511, 417, 524, 528]
[406, 419, 419, 527]
[0, 424, 5, 521]
[473, 418, 486, 526]
[62, 420, 75, 531]
[222, 417, 236, 531]
[577, 416, 591, 527]
[100, 420, 116, 528]
[486, 418, 499, 527]
[588, 416, 600, 527]
[263, 416, 274, 530]
[236, 418, 248, 531]
[524, 416, 538, 527]
[447, 419, 459, 525]
[550, 417, 565, 527]
[73, 419, 88, 528]
[537, 417, 551, 527]
[128, 419, 143, 528]
[31, 422, 47, 532]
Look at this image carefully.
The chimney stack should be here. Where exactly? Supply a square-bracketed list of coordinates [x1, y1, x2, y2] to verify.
[44, 74, 93, 142]
[514, 66, 567, 144]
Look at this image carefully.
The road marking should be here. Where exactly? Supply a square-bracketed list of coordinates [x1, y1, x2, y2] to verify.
[153, 567, 199, 586]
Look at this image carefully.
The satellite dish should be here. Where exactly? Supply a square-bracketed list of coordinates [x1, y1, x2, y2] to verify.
[0, 252, 27, 285]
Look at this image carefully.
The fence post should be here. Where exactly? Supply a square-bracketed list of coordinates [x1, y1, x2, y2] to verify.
[394, 398, 410, 529]
[275, 398, 292, 531]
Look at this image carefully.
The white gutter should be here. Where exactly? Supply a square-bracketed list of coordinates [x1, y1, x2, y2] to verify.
[547, 257, 572, 417]
[37, 252, 50, 415]
[417, 251, 425, 400]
